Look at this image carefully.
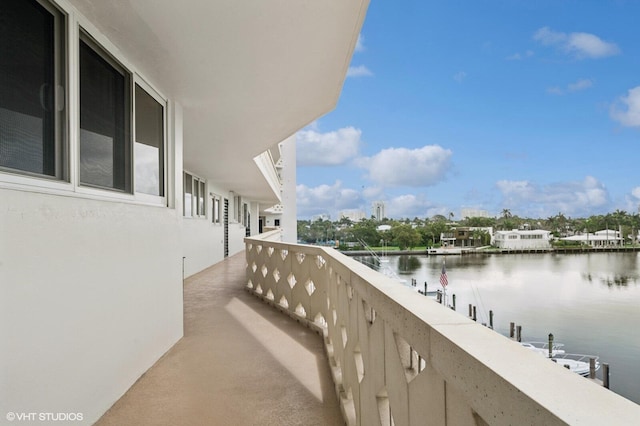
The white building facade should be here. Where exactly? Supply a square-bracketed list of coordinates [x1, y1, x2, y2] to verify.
[0, 0, 367, 423]
[372, 201, 386, 221]
[494, 229, 552, 249]
[340, 210, 367, 222]
[561, 229, 624, 247]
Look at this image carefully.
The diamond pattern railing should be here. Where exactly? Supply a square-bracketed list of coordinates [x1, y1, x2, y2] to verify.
[245, 233, 640, 426]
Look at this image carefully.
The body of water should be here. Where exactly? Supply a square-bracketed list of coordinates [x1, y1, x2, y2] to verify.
[357, 252, 640, 404]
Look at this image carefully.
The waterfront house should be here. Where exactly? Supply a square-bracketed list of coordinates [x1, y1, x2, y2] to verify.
[561, 229, 624, 247]
[494, 229, 552, 250]
[440, 226, 494, 248]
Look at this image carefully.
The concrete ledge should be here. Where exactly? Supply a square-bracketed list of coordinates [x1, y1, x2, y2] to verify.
[246, 234, 640, 426]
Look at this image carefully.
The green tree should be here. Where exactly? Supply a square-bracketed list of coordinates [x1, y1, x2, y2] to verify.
[462, 216, 496, 227]
[390, 224, 421, 250]
[351, 218, 381, 246]
[471, 229, 491, 246]
[420, 221, 450, 246]
[431, 214, 447, 222]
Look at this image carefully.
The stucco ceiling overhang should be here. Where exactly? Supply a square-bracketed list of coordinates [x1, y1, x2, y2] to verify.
[68, 0, 369, 204]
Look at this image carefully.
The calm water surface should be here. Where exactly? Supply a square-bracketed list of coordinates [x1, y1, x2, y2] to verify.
[357, 252, 640, 404]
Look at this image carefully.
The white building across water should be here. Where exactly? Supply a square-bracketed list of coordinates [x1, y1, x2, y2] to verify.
[494, 229, 552, 250]
[561, 229, 624, 247]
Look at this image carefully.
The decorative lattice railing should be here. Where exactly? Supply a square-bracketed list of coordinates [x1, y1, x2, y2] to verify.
[245, 233, 640, 426]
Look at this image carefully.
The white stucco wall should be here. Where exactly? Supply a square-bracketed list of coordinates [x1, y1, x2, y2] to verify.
[0, 189, 184, 425]
[182, 182, 250, 277]
[495, 231, 551, 249]
[281, 135, 297, 243]
[182, 218, 224, 277]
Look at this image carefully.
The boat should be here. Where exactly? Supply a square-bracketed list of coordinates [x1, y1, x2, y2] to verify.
[551, 353, 600, 377]
[357, 239, 408, 286]
[520, 341, 566, 356]
[521, 342, 599, 377]
[427, 247, 462, 255]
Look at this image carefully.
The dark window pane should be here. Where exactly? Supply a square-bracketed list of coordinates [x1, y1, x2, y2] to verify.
[0, 0, 64, 177]
[184, 173, 192, 217]
[134, 84, 164, 196]
[80, 37, 129, 191]
[194, 177, 200, 215]
[199, 181, 205, 216]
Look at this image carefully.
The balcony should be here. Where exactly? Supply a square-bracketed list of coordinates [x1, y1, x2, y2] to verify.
[245, 231, 640, 425]
[96, 251, 342, 425]
[96, 230, 640, 425]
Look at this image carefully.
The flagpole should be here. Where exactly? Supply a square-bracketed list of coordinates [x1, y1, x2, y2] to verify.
[441, 259, 447, 307]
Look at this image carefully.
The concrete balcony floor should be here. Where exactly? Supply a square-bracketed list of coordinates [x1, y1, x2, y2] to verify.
[96, 252, 342, 425]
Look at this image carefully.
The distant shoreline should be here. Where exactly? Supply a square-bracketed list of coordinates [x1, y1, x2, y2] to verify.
[340, 246, 640, 257]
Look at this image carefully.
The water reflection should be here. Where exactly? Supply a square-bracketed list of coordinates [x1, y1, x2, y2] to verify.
[599, 274, 638, 288]
[353, 251, 640, 404]
[397, 256, 421, 274]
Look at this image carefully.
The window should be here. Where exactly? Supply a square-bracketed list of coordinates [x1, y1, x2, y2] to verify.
[134, 84, 164, 196]
[79, 32, 130, 191]
[183, 172, 205, 218]
[0, 0, 66, 179]
[242, 202, 248, 227]
[234, 195, 242, 223]
[212, 195, 221, 224]
[274, 219, 280, 227]
[198, 180, 205, 216]
[184, 173, 192, 216]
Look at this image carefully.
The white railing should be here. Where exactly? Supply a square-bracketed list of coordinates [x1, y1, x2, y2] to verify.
[245, 234, 640, 425]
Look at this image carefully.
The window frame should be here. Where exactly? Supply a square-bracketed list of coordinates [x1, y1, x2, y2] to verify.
[78, 29, 132, 193]
[0, 3, 171, 208]
[0, 0, 68, 183]
[133, 77, 167, 205]
[211, 194, 221, 225]
[183, 171, 206, 219]
[242, 202, 248, 227]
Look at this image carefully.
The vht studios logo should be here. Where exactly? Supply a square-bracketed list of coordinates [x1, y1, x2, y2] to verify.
[6, 412, 84, 422]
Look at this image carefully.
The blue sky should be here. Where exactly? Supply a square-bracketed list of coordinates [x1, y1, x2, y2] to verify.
[296, 1, 640, 220]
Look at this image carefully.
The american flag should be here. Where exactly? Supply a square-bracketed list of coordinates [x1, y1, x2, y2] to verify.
[439, 262, 448, 288]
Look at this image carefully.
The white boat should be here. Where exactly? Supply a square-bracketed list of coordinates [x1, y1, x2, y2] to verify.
[551, 353, 600, 377]
[427, 247, 462, 255]
[357, 239, 408, 285]
[521, 342, 599, 377]
[520, 341, 566, 356]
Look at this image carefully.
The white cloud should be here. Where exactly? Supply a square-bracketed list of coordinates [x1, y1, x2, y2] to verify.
[546, 86, 563, 95]
[296, 181, 363, 218]
[610, 86, 640, 127]
[362, 186, 384, 199]
[296, 127, 361, 166]
[347, 65, 373, 78]
[533, 27, 620, 59]
[547, 78, 594, 95]
[506, 50, 534, 61]
[355, 33, 365, 52]
[496, 176, 609, 217]
[357, 145, 452, 187]
[626, 187, 640, 212]
[385, 194, 434, 218]
[305, 120, 320, 131]
[567, 78, 594, 92]
[453, 71, 467, 83]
